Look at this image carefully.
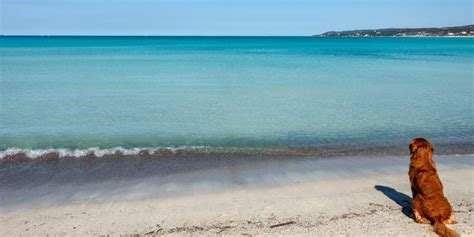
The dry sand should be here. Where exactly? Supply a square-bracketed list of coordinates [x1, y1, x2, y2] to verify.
[0, 155, 473, 236]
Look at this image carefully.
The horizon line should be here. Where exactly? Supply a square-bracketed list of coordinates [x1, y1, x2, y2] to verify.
[1, 35, 316, 37]
[2, 24, 472, 37]
[2, 24, 472, 38]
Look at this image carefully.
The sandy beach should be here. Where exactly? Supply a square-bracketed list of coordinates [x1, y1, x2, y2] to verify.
[0, 155, 472, 236]
[2, 2, 473, 235]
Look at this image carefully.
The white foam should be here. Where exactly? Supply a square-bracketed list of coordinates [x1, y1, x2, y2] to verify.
[1, 147, 472, 159]
[0, 146, 208, 159]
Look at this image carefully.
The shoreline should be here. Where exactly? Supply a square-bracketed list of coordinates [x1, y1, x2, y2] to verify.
[1, 155, 473, 236]
[2, 141, 474, 160]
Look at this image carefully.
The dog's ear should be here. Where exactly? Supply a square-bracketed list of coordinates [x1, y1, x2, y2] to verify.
[428, 141, 434, 152]
[409, 143, 417, 154]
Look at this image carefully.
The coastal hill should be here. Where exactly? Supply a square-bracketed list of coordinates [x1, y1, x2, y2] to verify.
[315, 25, 474, 37]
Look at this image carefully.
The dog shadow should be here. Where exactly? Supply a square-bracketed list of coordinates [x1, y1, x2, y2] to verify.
[374, 185, 413, 218]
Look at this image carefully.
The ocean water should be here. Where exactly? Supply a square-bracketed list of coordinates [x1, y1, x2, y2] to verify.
[0, 36, 473, 158]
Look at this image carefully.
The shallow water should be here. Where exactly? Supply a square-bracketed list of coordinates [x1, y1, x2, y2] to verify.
[1, 37, 473, 157]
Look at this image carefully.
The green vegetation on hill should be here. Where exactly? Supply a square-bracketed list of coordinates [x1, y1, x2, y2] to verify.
[316, 25, 474, 37]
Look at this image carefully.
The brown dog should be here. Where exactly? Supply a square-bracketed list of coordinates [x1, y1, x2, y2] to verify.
[409, 138, 459, 237]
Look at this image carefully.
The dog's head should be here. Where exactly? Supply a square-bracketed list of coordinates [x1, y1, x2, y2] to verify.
[409, 138, 433, 155]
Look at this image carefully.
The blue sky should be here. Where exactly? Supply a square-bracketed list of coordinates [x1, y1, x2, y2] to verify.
[1, 0, 472, 36]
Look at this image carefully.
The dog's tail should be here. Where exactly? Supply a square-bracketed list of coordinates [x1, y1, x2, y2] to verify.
[433, 218, 460, 237]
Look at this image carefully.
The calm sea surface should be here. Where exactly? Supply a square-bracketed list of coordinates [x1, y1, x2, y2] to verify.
[0, 37, 473, 158]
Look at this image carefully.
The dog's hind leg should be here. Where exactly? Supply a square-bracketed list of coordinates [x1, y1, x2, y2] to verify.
[413, 211, 431, 224]
[444, 213, 457, 224]
[412, 197, 430, 224]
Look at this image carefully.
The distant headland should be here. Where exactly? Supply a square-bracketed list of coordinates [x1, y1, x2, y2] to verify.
[315, 25, 474, 37]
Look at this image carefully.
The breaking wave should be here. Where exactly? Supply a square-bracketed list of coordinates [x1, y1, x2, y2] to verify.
[0, 146, 209, 160]
[1, 141, 473, 161]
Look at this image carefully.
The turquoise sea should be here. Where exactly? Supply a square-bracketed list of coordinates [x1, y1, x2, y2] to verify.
[0, 37, 473, 158]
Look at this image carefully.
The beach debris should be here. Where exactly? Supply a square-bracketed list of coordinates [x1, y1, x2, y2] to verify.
[269, 221, 296, 228]
[216, 225, 231, 233]
[144, 228, 162, 235]
[144, 224, 162, 235]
